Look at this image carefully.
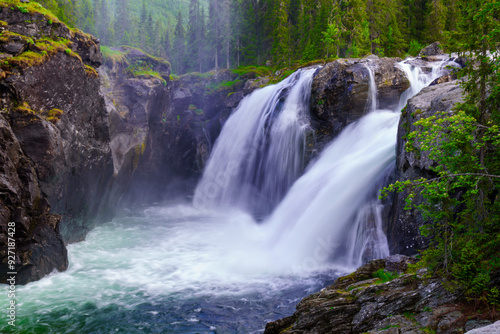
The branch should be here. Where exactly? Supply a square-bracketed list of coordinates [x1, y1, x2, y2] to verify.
[410, 173, 500, 186]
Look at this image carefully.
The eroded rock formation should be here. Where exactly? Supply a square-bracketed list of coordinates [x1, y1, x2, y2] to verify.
[0, 5, 112, 283]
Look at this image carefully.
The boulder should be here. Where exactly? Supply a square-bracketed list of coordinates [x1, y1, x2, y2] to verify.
[419, 42, 445, 57]
[310, 56, 410, 151]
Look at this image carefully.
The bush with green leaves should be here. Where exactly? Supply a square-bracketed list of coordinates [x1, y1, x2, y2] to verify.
[383, 0, 500, 306]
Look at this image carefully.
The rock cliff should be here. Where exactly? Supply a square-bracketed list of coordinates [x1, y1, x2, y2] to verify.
[0, 3, 112, 283]
[99, 49, 256, 205]
[388, 80, 464, 255]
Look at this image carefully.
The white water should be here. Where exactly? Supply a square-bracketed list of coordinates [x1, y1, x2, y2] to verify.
[1, 207, 338, 333]
[194, 68, 317, 217]
[1, 56, 460, 334]
[364, 62, 378, 112]
[263, 111, 398, 271]
[396, 57, 459, 111]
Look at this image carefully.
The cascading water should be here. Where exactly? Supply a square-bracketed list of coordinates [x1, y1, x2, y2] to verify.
[364, 62, 378, 112]
[260, 58, 456, 271]
[1, 56, 460, 334]
[194, 68, 317, 217]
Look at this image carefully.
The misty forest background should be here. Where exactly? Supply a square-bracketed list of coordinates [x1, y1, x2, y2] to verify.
[37, 0, 464, 74]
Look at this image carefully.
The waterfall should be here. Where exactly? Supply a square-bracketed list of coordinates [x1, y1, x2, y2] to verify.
[396, 57, 458, 111]
[264, 111, 398, 271]
[194, 56, 457, 271]
[364, 62, 378, 112]
[194, 68, 317, 217]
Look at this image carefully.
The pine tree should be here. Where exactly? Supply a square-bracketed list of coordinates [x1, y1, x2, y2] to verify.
[187, 0, 201, 72]
[208, 0, 221, 69]
[272, 0, 291, 67]
[139, 0, 149, 50]
[239, 0, 258, 65]
[425, 0, 448, 44]
[173, 11, 187, 74]
[342, 0, 370, 57]
[114, 0, 132, 46]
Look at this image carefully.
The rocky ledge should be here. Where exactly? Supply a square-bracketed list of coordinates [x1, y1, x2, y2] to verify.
[265, 256, 499, 334]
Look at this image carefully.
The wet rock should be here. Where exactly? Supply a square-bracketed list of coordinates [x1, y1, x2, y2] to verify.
[0, 114, 67, 285]
[464, 320, 493, 332]
[437, 311, 464, 333]
[2, 41, 26, 55]
[310, 56, 410, 152]
[388, 80, 464, 255]
[385, 254, 417, 273]
[266, 255, 498, 334]
[430, 74, 457, 86]
[0, 6, 112, 282]
[265, 257, 469, 334]
[420, 42, 445, 56]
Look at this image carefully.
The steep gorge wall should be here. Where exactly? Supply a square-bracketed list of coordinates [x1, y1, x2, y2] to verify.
[0, 5, 112, 283]
[99, 51, 257, 205]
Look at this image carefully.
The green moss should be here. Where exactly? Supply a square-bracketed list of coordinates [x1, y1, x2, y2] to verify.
[232, 65, 272, 77]
[0, 0, 60, 24]
[13, 102, 36, 115]
[128, 67, 167, 85]
[373, 269, 400, 283]
[205, 79, 241, 95]
[183, 71, 215, 79]
[45, 108, 63, 123]
[5, 51, 46, 68]
[101, 46, 127, 65]
[0, 20, 7, 27]
[0, 34, 82, 73]
[85, 64, 98, 78]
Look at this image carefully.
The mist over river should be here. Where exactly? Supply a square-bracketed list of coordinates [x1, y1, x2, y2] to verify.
[0, 206, 341, 333]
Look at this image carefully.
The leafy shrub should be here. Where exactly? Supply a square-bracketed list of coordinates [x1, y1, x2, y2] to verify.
[373, 269, 399, 283]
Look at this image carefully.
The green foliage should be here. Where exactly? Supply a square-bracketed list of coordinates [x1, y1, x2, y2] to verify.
[205, 79, 241, 94]
[382, 0, 500, 305]
[126, 62, 167, 85]
[100, 46, 127, 65]
[373, 269, 399, 283]
[407, 40, 423, 56]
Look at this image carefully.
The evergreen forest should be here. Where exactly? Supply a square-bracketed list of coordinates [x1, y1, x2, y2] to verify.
[35, 0, 475, 74]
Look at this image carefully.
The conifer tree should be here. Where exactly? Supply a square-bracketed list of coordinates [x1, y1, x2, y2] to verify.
[425, 0, 447, 44]
[272, 0, 291, 67]
[208, 0, 221, 69]
[173, 11, 187, 74]
[114, 0, 132, 46]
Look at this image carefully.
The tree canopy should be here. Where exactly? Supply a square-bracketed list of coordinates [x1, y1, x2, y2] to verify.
[34, 0, 491, 74]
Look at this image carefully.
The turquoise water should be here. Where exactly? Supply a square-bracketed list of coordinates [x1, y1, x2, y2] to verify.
[1, 205, 339, 333]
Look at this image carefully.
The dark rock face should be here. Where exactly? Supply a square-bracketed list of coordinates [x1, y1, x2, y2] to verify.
[100, 51, 255, 205]
[420, 42, 445, 57]
[265, 257, 472, 334]
[3, 51, 114, 244]
[0, 7, 113, 283]
[310, 56, 410, 151]
[387, 81, 464, 255]
[170, 70, 249, 168]
[0, 114, 67, 285]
